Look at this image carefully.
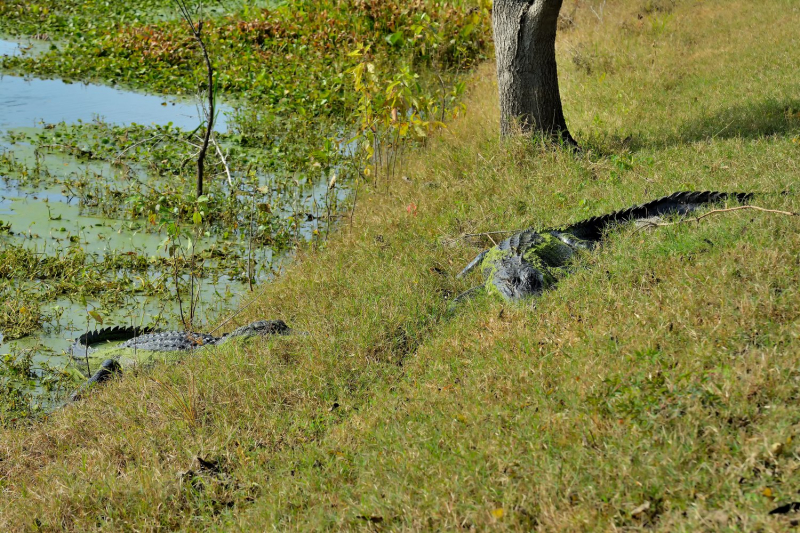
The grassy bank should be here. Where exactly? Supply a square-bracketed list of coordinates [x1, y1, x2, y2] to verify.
[2, 0, 800, 530]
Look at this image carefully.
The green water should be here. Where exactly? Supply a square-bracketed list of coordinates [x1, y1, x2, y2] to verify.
[0, 37, 339, 384]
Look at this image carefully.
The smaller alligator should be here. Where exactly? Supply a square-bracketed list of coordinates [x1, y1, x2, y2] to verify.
[455, 191, 753, 302]
[70, 320, 292, 401]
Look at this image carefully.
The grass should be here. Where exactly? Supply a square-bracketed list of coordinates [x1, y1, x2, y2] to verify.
[1, 0, 800, 530]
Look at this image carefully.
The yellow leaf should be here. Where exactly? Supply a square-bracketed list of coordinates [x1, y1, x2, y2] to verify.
[88, 310, 104, 324]
[491, 508, 504, 519]
[762, 487, 774, 498]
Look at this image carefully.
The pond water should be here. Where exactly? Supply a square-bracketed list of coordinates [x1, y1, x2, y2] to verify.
[0, 72, 229, 131]
[0, 38, 339, 389]
[0, 39, 22, 57]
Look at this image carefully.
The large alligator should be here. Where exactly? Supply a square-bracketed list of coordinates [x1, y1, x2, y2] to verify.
[69, 320, 291, 401]
[455, 191, 753, 302]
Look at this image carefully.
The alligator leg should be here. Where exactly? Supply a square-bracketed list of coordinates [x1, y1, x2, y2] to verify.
[69, 359, 122, 402]
[449, 284, 487, 309]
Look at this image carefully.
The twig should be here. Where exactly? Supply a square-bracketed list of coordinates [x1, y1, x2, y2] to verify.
[711, 119, 735, 140]
[211, 132, 233, 187]
[113, 133, 165, 161]
[440, 228, 523, 248]
[207, 281, 273, 335]
[182, 140, 203, 150]
[248, 183, 256, 292]
[188, 244, 196, 329]
[172, 238, 186, 327]
[390, 127, 400, 180]
[590, 0, 606, 22]
[83, 315, 91, 377]
[644, 205, 798, 228]
[461, 229, 523, 239]
[326, 174, 335, 240]
[349, 171, 360, 233]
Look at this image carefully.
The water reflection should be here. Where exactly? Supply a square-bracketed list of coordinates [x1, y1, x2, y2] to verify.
[0, 38, 229, 130]
[0, 72, 229, 130]
[0, 39, 23, 57]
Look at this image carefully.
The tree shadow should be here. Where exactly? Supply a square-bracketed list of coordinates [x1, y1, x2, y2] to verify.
[581, 97, 800, 155]
[673, 97, 800, 145]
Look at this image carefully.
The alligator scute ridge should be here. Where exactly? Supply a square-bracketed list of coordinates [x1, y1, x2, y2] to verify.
[456, 191, 755, 302]
[71, 325, 158, 358]
[559, 190, 753, 242]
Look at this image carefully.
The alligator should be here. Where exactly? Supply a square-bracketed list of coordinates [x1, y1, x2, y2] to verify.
[69, 320, 291, 401]
[455, 191, 753, 302]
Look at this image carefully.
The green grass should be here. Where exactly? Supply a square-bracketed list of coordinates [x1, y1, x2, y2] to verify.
[1, 0, 800, 530]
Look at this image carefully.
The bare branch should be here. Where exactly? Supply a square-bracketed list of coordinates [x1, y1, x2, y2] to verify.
[211, 132, 233, 187]
[644, 205, 798, 228]
[113, 134, 166, 162]
[175, 0, 214, 197]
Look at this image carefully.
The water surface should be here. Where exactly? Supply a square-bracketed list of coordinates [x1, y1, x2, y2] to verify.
[0, 72, 229, 131]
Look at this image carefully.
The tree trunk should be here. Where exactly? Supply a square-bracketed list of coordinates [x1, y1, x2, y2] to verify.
[493, 0, 576, 146]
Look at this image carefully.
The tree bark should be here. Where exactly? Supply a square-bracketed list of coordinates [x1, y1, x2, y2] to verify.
[493, 0, 576, 146]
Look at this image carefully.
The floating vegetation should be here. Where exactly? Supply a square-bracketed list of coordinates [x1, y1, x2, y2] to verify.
[0, 298, 44, 340]
[0, 346, 81, 426]
[2, 120, 322, 240]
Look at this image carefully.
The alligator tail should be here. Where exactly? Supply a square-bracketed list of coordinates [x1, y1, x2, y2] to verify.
[71, 325, 158, 358]
[561, 191, 754, 241]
